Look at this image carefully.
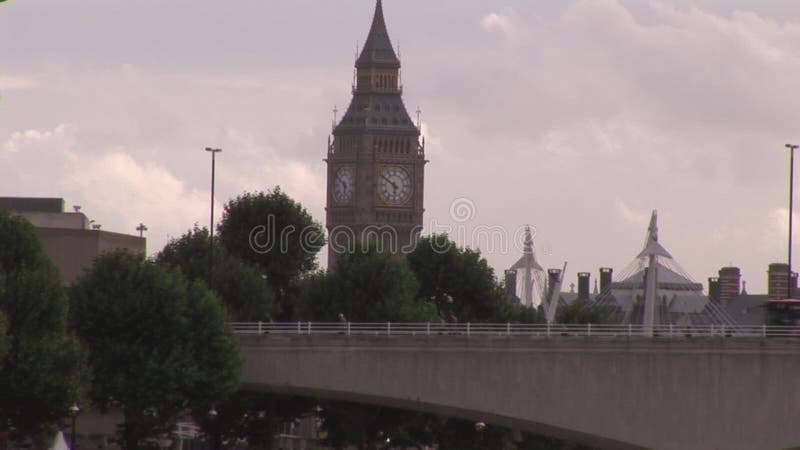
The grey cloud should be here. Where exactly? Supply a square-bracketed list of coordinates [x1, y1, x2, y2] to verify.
[2, 0, 799, 293]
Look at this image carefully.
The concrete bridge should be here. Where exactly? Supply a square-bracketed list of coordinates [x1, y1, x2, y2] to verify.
[237, 323, 800, 450]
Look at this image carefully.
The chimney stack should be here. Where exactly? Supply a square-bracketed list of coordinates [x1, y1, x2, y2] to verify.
[504, 269, 519, 304]
[577, 272, 590, 300]
[768, 263, 790, 299]
[718, 267, 741, 304]
[599, 267, 613, 294]
[547, 269, 562, 301]
[708, 277, 721, 302]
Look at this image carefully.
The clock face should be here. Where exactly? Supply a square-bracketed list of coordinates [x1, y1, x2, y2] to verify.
[378, 166, 412, 206]
[333, 166, 355, 204]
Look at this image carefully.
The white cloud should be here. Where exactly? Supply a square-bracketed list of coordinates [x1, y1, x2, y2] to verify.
[766, 208, 798, 250]
[0, 124, 212, 254]
[67, 151, 210, 248]
[419, 122, 445, 159]
[0, 75, 38, 90]
[480, 10, 520, 40]
[3, 0, 800, 292]
[214, 126, 326, 224]
[614, 198, 649, 226]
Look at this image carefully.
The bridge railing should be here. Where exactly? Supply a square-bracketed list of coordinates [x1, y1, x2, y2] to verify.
[231, 322, 800, 338]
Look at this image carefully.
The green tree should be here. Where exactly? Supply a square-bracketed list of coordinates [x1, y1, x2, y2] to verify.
[505, 304, 541, 324]
[157, 226, 277, 321]
[408, 234, 509, 322]
[0, 211, 85, 444]
[217, 188, 325, 319]
[554, 299, 611, 324]
[297, 245, 435, 322]
[157, 227, 313, 450]
[70, 251, 240, 450]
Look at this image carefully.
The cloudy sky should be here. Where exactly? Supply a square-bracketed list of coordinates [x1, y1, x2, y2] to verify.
[2, 0, 800, 294]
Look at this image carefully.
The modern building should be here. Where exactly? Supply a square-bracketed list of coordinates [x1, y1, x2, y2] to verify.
[0, 197, 145, 285]
[325, 0, 426, 267]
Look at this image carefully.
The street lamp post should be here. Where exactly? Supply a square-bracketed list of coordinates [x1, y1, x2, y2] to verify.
[205, 147, 222, 284]
[787, 144, 798, 298]
[68, 404, 80, 450]
[208, 408, 220, 450]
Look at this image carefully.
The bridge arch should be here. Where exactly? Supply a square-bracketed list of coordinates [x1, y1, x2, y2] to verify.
[239, 333, 800, 450]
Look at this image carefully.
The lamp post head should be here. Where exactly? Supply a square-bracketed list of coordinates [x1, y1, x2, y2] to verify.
[205, 147, 223, 154]
[787, 144, 799, 150]
[69, 404, 80, 416]
[209, 407, 218, 418]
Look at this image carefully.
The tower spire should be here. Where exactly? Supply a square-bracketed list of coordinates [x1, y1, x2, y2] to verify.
[356, 0, 400, 69]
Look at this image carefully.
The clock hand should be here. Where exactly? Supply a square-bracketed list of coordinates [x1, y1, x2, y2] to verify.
[380, 174, 399, 192]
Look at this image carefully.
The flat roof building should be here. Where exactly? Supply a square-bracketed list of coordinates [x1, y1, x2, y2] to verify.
[0, 197, 146, 285]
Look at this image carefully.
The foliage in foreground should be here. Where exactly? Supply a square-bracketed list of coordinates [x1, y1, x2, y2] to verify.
[0, 210, 86, 443]
[157, 227, 303, 450]
[70, 251, 240, 450]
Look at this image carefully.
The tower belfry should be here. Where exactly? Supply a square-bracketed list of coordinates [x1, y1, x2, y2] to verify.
[326, 0, 426, 267]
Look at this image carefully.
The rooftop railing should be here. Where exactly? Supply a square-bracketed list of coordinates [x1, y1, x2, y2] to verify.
[232, 322, 800, 338]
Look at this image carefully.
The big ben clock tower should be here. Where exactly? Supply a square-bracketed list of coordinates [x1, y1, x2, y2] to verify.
[326, 0, 426, 267]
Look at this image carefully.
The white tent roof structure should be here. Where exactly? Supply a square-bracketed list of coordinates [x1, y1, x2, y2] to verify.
[510, 226, 543, 271]
[613, 211, 702, 291]
[596, 210, 737, 326]
[509, 226, 546, 307]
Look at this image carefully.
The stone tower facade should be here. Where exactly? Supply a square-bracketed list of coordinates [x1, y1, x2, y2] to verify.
[325, 0, 426, 267]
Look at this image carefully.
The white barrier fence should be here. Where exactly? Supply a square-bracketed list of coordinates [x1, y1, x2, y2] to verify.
[231, 322, 800, 338]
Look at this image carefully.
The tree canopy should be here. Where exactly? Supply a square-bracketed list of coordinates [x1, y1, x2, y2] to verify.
[157, 225, 277, 321]
[0, 210, 85, 442]
[217, 188, 325, 319]
[70, 250, 240, 450]
[297, 245, 435, 322]
[408, 234, 511, 322]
